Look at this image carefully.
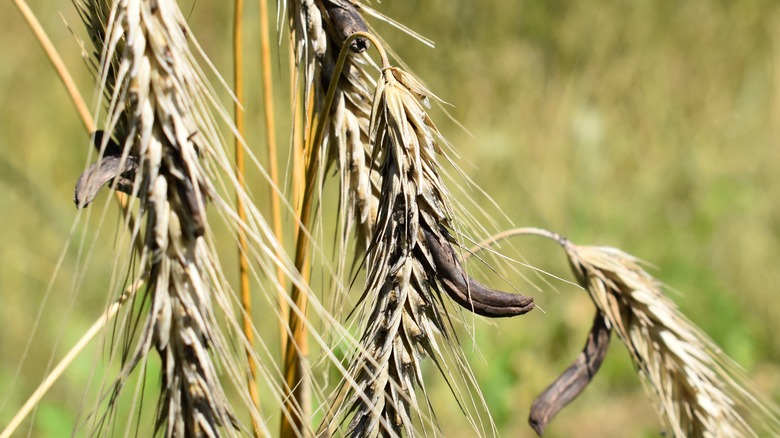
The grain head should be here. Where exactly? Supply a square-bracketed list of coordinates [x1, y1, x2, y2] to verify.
[563, 242, 780, 437]
[75, 0, 267, 435]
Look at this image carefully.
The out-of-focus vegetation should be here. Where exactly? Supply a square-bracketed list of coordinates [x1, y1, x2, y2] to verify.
[1, 0, 779, 437]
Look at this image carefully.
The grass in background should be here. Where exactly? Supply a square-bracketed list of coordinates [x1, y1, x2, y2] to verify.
[1, 0, 779, 437]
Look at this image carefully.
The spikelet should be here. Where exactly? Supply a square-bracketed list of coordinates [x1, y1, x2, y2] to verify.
[563, 242, 780, 438]
[76, 0, 247, 435]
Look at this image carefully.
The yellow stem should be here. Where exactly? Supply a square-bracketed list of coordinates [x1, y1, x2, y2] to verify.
[1, 276, 146, 438]
[280, 84, 315, 438]
[13, 0, 142, 256]
[12, 0, 93, 133]
[290, 44, 304, 215]
[257, 0, 289, 361]
[234, 1, 264, 436]
[280, 31, 387, 438]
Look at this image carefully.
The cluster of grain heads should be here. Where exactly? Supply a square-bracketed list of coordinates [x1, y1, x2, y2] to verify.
[57, 0, 779, 436]
[283, 1, 539, 435]
[73, 0, 269, 435]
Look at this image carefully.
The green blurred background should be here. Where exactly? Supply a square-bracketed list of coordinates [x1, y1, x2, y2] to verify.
[2, 0, 780, 436]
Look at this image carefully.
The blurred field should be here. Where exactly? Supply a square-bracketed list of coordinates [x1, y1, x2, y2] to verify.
[1, 0, 780, 437]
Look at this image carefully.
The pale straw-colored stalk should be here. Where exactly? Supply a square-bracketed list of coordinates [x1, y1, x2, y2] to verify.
[12, 0, 93, 133]
[0, 276, 146, 438]
[278, 22, 387, 435]
[284, 4, 536, 435]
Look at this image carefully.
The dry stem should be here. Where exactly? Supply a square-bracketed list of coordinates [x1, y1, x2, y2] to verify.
[234, 0, 264, 435]
[0, 276, 146, 438]
[281, 29, 388, 438]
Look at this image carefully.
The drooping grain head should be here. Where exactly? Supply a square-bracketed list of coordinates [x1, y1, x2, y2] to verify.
[564, 243, 780, 438]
